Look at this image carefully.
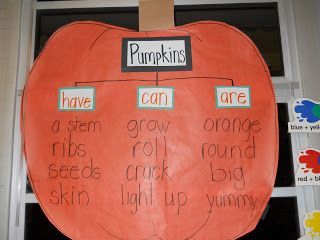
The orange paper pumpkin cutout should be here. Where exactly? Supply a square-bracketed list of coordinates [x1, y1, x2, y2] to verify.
[22, 21, 278, 240]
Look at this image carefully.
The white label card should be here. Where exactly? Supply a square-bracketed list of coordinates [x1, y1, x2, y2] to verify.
[137, 87, 174, 110]
[58, 87, 95, 111]
[122, 36, 192, 72]
[215, 86, 251, 108]
[288, 98, 320, 133]
[295, 148, 320, 186]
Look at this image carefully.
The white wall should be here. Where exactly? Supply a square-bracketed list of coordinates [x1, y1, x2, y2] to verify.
[0, 1, 21, 240]
[293, 0, 320, 209]
[293, 0, 320, 148]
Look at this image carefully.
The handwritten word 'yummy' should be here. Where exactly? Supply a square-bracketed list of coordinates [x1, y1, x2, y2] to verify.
[206, 193, 257, 215]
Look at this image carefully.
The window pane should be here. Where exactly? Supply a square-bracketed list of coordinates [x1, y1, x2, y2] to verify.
[25, 203, 70, 240]
[35, 7, 139, 58]
[175, 3, 284, 76]
[240, 197, 300, 239]
[35, 3, 283, 76]
[25, 197, 300, 239]
[26, 176, 33, 193]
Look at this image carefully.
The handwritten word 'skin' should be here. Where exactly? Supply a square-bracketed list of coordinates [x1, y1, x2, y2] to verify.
[58, 87, 95, 111]
[122, 36, 192, 72]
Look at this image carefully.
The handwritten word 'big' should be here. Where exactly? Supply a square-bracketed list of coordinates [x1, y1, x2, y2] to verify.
[210, 163, 246, 190]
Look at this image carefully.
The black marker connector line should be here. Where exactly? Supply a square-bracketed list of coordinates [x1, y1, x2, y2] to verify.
[97, 221, 159, 240]
[96, 209, 212, 240]
[156, 72, 159, 86]
[74, 76, 234, 87]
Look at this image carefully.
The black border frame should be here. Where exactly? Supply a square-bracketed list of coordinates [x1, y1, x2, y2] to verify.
[121, 36, 192, 72]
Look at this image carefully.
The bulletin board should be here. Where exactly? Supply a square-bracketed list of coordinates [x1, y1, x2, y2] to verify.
[22, 21, 278, 240]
